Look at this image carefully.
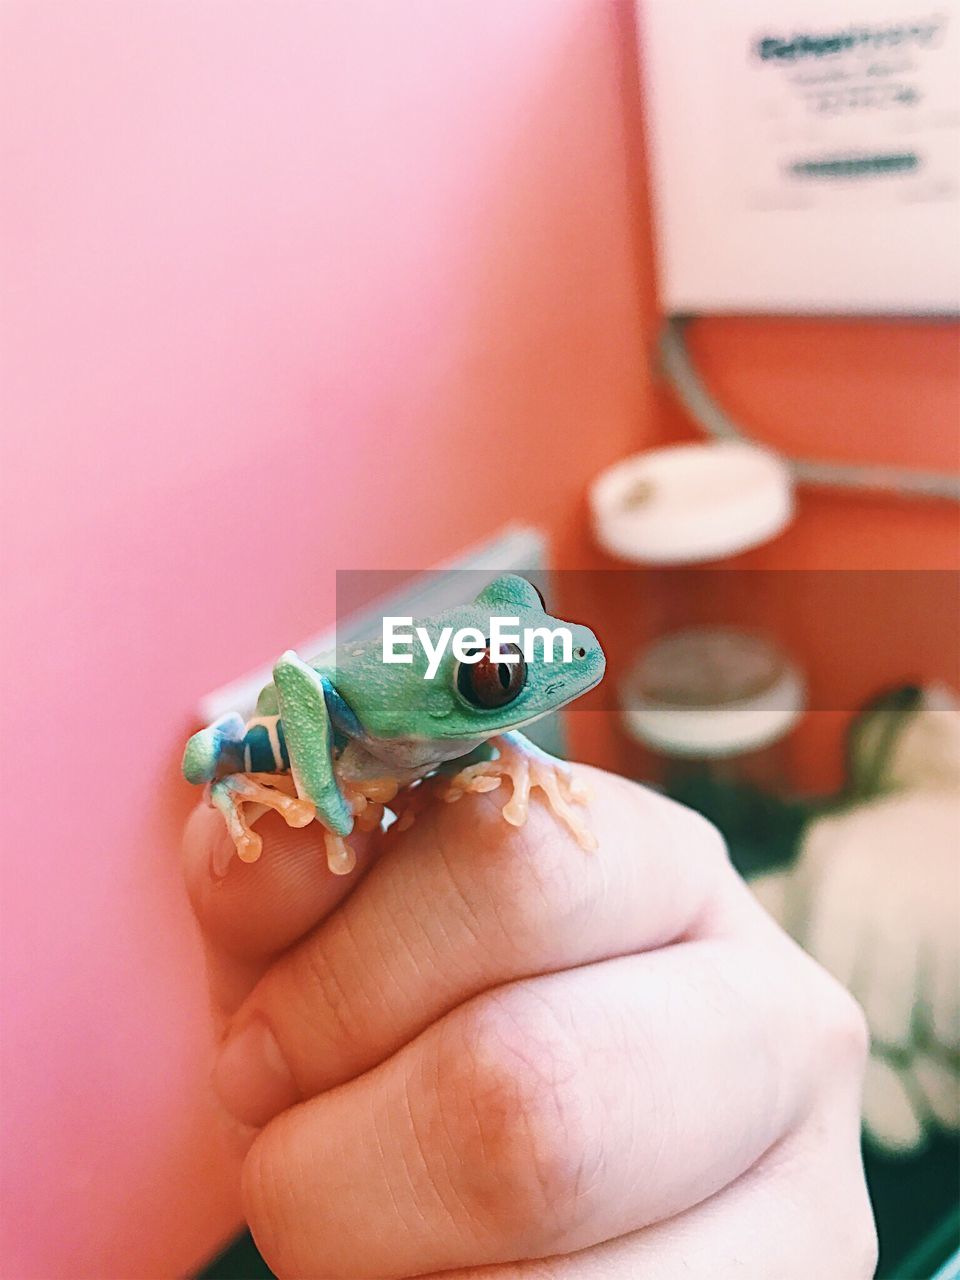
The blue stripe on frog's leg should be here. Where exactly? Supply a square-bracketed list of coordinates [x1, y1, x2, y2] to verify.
[242, 716, 290, 773]
[272, 651, 354, 839]
[183, 712, 289, 784]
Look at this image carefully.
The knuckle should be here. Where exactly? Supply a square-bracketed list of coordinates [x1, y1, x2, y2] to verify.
[435, 990, 595, 1242]
[658, 797, 735, 925]
[852, 1210, 880, 1279]
[650, 790, 734, 899]
[680, 804, 732, 877]
[780, 1107, 877, 1280]
[826, 1175, 878, 1278]
[806, 1185, 877, 1280]
[616, 779, 732, 877]
[815, 969, 871, 1071]
[779, 945, 870, 1097]
[835, 989, 871, 1065]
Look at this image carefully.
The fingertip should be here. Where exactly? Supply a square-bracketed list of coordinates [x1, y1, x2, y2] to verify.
[183, 802, 233, 897]
[183, 802, 379, 960]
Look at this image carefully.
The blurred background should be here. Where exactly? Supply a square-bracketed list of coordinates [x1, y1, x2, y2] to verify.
[1, 1, 957, 1277]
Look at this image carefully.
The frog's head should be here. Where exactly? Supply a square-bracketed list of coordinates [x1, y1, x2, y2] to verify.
[344, 575, 605, 743]
[441, 574, 606, 736]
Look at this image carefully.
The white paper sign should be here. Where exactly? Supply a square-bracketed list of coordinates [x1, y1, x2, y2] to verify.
[640, 1, 960, 314]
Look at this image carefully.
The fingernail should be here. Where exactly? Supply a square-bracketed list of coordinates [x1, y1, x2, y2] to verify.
[210, 833, 236, 881]
[183, 804, 239, 887]
[213, 1016, 300, 1128]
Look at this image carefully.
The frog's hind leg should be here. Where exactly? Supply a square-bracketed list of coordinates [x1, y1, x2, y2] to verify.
[444, 731, 596, 851]
[183, 713, 246, 784]
[208, 773, 315, 872]
[272, 652, 354, 838]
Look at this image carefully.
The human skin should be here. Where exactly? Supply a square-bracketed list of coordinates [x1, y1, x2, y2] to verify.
[183, 764, 877, 1279]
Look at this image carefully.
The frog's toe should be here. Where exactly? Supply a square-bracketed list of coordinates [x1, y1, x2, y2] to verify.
[387, 777, 437, 835]
[207, 773, 316, 872]
[323, 830, 357, 876]
[524, 752, 597, 851]
[240, 774, 316, 827]
[336, 776, 400, 836]
[443, 770, 502, 801]
[555, 764, 590, 806]
[446, 736, 596, 851]
[208, 778, 265, 870]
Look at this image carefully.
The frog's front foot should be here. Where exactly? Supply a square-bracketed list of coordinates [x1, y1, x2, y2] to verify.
[321, 776, 400, 876]
[208, 773, 315, 874]
[444, 734, 597, 851]
[207, 771, 400, 878]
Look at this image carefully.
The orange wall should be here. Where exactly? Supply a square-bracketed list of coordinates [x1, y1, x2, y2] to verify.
[660, 317, 959, 568]
[573, 316, 960, 791]
[661, 319, 958, 793]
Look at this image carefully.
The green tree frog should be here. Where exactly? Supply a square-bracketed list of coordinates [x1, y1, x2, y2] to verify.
[182, 575, 605, 875]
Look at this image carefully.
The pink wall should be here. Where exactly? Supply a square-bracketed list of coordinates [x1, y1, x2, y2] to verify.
[0, 3, 650, 1276]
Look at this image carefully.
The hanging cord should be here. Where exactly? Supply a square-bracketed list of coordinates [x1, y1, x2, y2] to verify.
[658, 316, 960, 503]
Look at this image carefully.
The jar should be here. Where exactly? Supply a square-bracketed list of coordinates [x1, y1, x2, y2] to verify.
[620, 628, 807, 872]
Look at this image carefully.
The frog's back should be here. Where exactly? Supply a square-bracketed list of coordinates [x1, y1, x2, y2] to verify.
[256, 682, 279, 715]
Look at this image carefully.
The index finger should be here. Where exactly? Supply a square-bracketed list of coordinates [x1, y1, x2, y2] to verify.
[212, 766, 751, 1127]
[183, 805, 379, 1006]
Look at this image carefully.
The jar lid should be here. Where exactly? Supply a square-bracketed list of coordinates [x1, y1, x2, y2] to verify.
[590, 442, 794, 564]
[621, 627, 806, 757]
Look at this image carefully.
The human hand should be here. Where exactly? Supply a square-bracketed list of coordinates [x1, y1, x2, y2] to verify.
[184, 764, 875, 1279]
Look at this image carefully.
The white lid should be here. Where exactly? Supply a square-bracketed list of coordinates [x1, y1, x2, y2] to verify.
[590, 442, 794, 565]
[620, 627, 806, 758]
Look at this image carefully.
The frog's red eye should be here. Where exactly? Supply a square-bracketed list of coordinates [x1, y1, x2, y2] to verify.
[456, 642, 527, 709]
